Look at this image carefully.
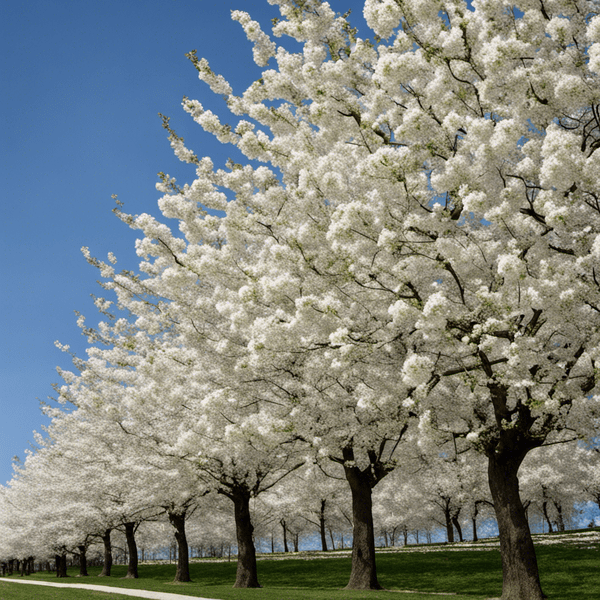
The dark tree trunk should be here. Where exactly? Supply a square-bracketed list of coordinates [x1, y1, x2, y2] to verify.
[99, 529, 112, 577]
[280, 519, 289, 552]
[77, 545, 88, 576]
[553, 501, 565, 532]
[293, 532, 299, 552]
[228, 486, 260, 588]
[123, 522, 139, 579]
[472, 516, 478, 542]
[56, 554, 68, 578]
[343, 461, 382, 590]
[488, 452, 545, 600]
[541, 501, 553, 533]
[168, 511, 192, 582]
[444, 505, 454, 543]
[329, 528, 336, 550]
[478, 356, 550, 600]
[452, 516, 463, 542]
[319, 500, 327, 552]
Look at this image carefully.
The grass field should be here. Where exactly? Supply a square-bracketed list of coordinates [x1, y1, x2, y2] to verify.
[1, 535, 598, 600]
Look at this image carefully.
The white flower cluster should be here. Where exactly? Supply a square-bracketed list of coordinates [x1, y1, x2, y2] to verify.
[232, 11, 277, 67]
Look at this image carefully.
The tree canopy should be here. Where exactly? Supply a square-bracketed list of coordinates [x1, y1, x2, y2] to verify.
[3, 2, 600, 599]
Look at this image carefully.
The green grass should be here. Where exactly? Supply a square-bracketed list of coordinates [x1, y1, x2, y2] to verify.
[1, 541, 598, 600]
[0, 581, 143, 600]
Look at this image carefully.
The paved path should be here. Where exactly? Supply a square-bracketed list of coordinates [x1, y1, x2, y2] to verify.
[0, 578, 218, 600]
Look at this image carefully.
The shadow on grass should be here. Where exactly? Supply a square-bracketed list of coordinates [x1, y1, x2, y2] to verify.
[6, 543, 599, 600]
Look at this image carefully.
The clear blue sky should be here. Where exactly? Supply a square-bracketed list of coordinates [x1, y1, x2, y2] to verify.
[0, 0, 368, 486]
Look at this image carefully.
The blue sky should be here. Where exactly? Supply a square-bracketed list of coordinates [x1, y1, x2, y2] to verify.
[0, 0, 368, 486]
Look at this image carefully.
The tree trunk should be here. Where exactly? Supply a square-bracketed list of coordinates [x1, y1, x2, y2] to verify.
[553, 501, 565, 532]
[488, 452, 545, 600]
[229, 486, 260, 588]
[319, 500, 328, 551]
[56, 554, 68, 578]
[99, 529, 112, 577]
[452, 516, 463, 542]
[77, 545, 88, 577]
[541, 501, 553, 533]
[444, 505, 454, 543]
[123, 522, 139, 579]
[343, 464, 382, 590]
[329, 528, 336, 550]
[280, 519, 289, 552]
[168, 511, 192, 582]
[293, 532, 299, 552]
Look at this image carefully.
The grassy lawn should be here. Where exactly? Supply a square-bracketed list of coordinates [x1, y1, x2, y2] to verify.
[0, 582, 144, 600]
[1, 540, 598, 600]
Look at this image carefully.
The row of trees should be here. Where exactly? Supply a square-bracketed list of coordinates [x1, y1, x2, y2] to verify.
[1, 416, 599, 580]
[3, 1, 600, 598]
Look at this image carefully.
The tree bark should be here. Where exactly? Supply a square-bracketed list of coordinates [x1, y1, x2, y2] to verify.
[123, 522, 139, 579]
[168, 511, 192, 582]
[280, 518, 289, 552]
[444, 503, 454, 543]
[77, 545, 88, 576]
[228, 485, 260, 588]
[319, 499, 327, 552]
[488, 451, 545, 600]
[343, 462, 382, 590]
[553, 500, 565, 532]
[452, 515, 463, 542]
[55, 554, 68, 578]
[541, 501, 553, 533]
[99, 529, 112, 577]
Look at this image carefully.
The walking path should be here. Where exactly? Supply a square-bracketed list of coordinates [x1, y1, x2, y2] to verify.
[0, 578, 218, 600]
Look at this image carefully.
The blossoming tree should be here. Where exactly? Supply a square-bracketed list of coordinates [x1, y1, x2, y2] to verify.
[45, 0, 600, 597]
